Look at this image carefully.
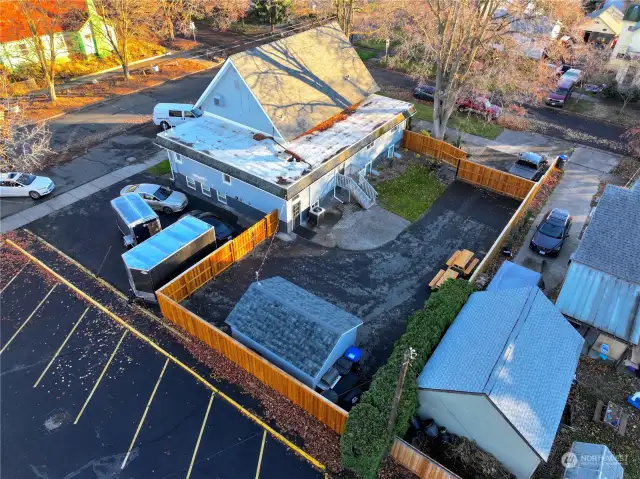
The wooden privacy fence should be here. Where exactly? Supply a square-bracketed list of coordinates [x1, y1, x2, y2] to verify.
[469, 157, 558, 283]
[456, 158, 534, 200]
[390, 438, 461, 479]
[161, 210, 278, 302]
[402, 130, 467, 167]
[157, 210, 349, 435]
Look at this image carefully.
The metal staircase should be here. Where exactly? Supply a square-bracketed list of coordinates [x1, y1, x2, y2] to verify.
[334, 167, 377, 210]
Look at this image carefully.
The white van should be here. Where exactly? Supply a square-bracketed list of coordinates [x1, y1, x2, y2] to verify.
[153, 103, 203, 130]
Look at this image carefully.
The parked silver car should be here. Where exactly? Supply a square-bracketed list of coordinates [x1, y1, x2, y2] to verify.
[120, 183, 188, 214]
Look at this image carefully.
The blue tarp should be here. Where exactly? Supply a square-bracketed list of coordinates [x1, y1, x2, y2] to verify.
[487, 261, 542, 291]
[110, 193, 156, 225]
[122, 216, 213, 271]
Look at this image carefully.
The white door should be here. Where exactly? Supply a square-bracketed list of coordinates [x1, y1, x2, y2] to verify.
[360, 162, 372, 177]
[387, 145, 395, 158]
[168, 110, 183, 127]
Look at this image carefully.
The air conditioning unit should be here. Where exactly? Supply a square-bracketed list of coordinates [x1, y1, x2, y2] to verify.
[308, 206, 325, 226]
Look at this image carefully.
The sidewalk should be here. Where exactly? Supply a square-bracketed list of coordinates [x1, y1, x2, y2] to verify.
[0, 151, 165, 233]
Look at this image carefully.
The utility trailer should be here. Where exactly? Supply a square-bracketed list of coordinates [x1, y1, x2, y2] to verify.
[122, 215, 215, 301]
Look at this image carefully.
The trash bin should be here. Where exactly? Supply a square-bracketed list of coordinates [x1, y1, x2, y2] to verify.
[556, 154, 569, 170]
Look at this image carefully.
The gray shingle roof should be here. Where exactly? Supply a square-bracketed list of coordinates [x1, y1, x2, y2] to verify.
[225, 277, 362, 378]
[573, 185, 640, 284]
[418, 287, 583, 461]
[230, 21, 379, 141]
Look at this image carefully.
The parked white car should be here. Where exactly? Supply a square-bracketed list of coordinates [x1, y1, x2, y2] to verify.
[152, 103, 203, 130]
[0, 172, 55, 199]
[120, 183, 188, 214]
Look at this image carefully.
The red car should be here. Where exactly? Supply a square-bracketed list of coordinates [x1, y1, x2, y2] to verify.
[456, 96, 502, 120]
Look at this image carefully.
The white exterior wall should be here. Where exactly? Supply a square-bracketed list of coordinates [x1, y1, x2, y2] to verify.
[287, 120, 406, 225]
[0, 32, 69, 69]
[196, 62, 277, 136]
[79, 21, 96, 55]
[167, 151, 287, 220]
[611, 23, 640, 68]
[418, 390, 540, 479]
[314, 328, 358, 388]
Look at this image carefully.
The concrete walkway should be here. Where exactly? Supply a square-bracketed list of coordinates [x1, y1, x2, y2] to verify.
[0, 151, 165, 233]
[513, 146, 621, 292]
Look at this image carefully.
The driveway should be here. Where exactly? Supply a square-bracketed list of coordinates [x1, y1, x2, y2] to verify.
[184, 181, 519, 373]
[0, 237, 323, 479]
[514, 146, 622, 292]
[26, 171, 256, 295]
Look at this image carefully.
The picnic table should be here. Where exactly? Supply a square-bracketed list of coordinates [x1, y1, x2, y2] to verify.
[446, 249, 480, 276]
[429, 268, 459, 290]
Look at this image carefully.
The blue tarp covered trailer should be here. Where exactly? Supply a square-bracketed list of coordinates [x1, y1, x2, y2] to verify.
[486, 260, 544, 292]
[122, 215, 215, 301]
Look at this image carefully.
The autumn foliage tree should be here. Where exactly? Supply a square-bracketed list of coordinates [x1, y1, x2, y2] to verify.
[368, 0, 583, 139]
[14, 0, 83, 102]
[91, 0, 162, 80]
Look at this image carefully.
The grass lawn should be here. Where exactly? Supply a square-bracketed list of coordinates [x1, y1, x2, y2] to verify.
[146, 160, 171, 176]
[565, 97, 595, 114]
[354, 38, 387, 50]
[379, 92, 504, 140]
[373, 164, 446, 221]
[356, 48, 378, 62]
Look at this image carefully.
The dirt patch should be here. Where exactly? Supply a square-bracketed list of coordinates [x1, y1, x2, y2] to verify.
[21, 59, 207, 123]
[373, 148, 454, 186]
[535, 358, 640, 478]
[609, 156, 640, 186]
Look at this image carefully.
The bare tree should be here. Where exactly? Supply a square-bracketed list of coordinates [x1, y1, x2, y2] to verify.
[0, 76, 53, 173]
[336, 0, 356, 38]
[92, 0, 161, 80]
[371, 0, 582, 139]
[622, 126, 640, 159]
[14, 0, 79, 102]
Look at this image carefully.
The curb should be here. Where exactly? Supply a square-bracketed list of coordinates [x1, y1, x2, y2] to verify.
[25, 59, 221, 127]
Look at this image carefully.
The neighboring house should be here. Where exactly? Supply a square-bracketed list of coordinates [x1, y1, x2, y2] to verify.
[417, 287, 583, 479]
[556, 184, 640, 361]
[225, 277, 362, 389]
[581, 4, 624, 44]
[0, 0, 114, 71]
[562, 442, 624, 479]
[154, 22, 415, 233]
[610, 3, 640, 84]
[508, 14, 562, 60]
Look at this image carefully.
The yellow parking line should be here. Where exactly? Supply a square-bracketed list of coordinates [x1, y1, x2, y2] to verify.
[255, 430, 267, 479]
[121, 357, 170, 469]
[34, 307, 90, 388]
[4, 239, 325, 472]
[185, 391, 216, 479]
[0, 261, 29, 294]
[23, 229, 192, 343]
[0, 284, 57, 355]
[74, 330, 127, 424]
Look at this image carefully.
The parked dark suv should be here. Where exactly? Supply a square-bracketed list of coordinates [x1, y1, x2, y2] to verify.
[529, 208, 572, 256]
[412, 85, 437, 102]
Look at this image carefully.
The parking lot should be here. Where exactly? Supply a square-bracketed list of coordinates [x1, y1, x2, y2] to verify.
[27, 171, 257, 295]
[0, 237, 324, 478]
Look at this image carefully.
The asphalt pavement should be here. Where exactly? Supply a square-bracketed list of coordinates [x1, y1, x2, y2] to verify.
[0, 236, 324, 479]
[368, 66, 629, 155]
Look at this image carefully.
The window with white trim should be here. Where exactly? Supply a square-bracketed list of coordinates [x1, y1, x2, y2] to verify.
[186, 176, 196, 189]
[392, 125, 399, 132]
[175, 153, 183, 164]
[223, 173, 232, 184]
[366, 142, 374, 150]
[217, 191, 227, 204]
[201, 183, 211, 197]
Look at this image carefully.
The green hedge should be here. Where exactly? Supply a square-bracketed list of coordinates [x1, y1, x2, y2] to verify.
[340, 279, 475, 478]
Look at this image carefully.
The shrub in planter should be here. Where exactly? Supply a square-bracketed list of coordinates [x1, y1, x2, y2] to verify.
[340, 279, 475, 478]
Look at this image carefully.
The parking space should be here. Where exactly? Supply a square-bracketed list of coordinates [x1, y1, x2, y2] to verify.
[27, 171, 254, 295]
[0, 241, 324, 478]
